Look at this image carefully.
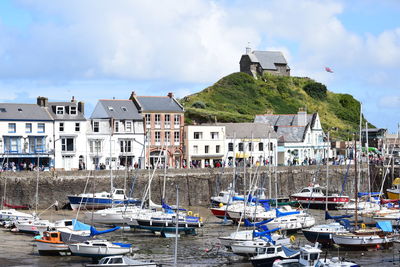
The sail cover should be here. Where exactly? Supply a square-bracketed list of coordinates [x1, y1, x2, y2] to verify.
[282, 246, 299, 257]
[376, 221, 393, 232]
[90, 226, 120, 236]
[72, 219, 91, 231]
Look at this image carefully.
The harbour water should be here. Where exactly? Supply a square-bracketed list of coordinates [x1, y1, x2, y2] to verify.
[1, 208, 400, 266]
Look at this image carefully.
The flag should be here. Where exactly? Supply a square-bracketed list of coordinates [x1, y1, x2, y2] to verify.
[325, 67, 334, 73]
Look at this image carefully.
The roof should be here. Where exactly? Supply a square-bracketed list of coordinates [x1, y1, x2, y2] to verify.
[254, 113, 315, 127]
[211, 122, 278, 139]
[47, 102, 86, 121]
[135, 96, 184, 113]
[0, 103, 53, 121]
[90, 100, 142, 120]
[276, 126, 308, 142]
[255, 113, 319, 143]
[248, 51, 289, 70]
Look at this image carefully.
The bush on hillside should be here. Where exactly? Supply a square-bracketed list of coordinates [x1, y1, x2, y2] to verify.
[191, 101, 206, 109]
[303, 82, 327, 100]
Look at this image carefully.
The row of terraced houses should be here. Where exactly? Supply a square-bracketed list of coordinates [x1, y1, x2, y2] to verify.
[0, 92, 330, 171]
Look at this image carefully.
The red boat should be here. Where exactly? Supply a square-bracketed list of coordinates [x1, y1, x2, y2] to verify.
[290, 184, 349, 210]
[3, 201, 30, 210]
[210, 205, 232, 220]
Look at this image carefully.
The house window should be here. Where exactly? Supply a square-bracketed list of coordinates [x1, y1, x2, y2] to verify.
[4, 136, 20, 153]
[114, 121, 119, 132]
[89, 140, 102, 153]
[165, 114, 170, 127]
[59, 122, 64, 132]
[238, 143, 244, 152]
[155, 114, 161, 126]
[259, 142, 264, 151]
[248, 142, 253, 151]
[56, 106, 64, 115]
[61, 137, 74, 152]
[25, 123, 32, 133]
[269, 142, 273, 151]
[29, 136, 45, 153]
[211, 132, 219, 139]
[121, 107, 127, 112]
[8, 123, 16, 133]
[174, 115, 180, 126]
[145, 114, 151, 126]
[126, 121, 132, 132]
[70, 106, 77, 115]
[228, 142, 234, 151]
[193, 145, 198, 154]
[108, 106, 114, 111]
[205, 145, 209, 154]
[38, 123, 45, 133]
[216, 145, 220, 153]
[93, 121, 99, 132]
[120, 140, 132, 153]
[174, 131, 180, 143]
[0, 108, 6, 112]
[155, 131, 161, 143]
[193, 132, 202, 139]
[165, 131, 170, 144]
[75, 123, 80, 132]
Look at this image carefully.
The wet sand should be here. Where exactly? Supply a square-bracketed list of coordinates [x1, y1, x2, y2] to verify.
[1, 207, 400, 266]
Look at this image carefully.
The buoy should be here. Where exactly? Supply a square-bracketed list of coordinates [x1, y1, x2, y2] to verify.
[200, 217, 203, 223]
[361, 223, 366, 229]
[194, 213, 199, 217]
[188, 211, 193, 216]
[219, 203, 224, 208]
[290, 235, 296, 243]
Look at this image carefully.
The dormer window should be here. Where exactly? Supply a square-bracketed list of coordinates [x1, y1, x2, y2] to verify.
[121, 107, 127, 112]
[18, 108, 22, 112]
[0, 108, 6, 112]
[56, 106, 65, 115]
[70, 106, 77, 115]
[108, 106, 114, 111]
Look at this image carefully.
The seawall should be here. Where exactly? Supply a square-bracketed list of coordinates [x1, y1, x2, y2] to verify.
[0, 165, 394, 209]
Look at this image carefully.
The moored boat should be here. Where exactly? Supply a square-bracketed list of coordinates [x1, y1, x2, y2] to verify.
[85, 255, 161, 267]
[67, 188, 140, 210]
[290, 184, 349, 210]
[250, 245, 300, 267]
[35, 231, 70, 256]
[387, 178, 400, 200]
[69, 239, 132, 258]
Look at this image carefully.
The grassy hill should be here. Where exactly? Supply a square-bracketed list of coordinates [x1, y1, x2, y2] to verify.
[180, 72, 372, 139]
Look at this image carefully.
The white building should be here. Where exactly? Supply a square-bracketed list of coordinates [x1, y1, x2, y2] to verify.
[0, 101, 54, 169]
[184, 125, 225, 168]
[88, 99, 145, 170]
[214, 123, 278, 167]
[255, 109, 330, 165]
[40, 97, 87, 170]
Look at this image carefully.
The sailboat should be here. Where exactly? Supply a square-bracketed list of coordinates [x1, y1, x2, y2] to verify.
[333, 122, 396, 250]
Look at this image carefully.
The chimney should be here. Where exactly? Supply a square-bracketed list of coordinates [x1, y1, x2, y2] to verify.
[78, 101, 85, 115]
[297, 107, 307, 126]
[246, 46, 251, 55]
[71, 96, 76, 103]
[129, 91, 136, 100]
[36, 96, 48, 107]
[167, 92, 174, 98]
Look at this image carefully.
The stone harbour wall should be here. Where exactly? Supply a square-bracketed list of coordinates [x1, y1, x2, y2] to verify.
[0, 165, 393, 209]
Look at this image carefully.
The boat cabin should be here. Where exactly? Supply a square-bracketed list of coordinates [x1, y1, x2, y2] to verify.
[298, 244, 321, 266]
[111, 188, 127, 200]
[41, 231, 63, 243]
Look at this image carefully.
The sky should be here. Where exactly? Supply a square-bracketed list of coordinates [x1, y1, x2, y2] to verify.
[0, 0, 399, 132]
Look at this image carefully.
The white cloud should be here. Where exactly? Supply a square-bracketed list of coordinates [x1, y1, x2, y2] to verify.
[379, 96, 400, 108]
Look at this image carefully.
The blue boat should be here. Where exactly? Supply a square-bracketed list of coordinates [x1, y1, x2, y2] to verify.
[67, 188, 140, 210]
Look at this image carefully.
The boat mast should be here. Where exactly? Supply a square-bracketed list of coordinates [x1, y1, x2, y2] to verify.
[354, 135, 358, 229]
[325, 131, 330, 212]
[173, 185, 179, 267]
[268, 131, 271, 200]
[365, 122, 371, 201]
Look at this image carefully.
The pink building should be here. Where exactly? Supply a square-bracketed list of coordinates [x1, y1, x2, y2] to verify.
[130, 92, 185, 168]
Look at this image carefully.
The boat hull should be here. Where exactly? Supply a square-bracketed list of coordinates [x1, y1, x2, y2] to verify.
[210, 207, 230, 219]
[35, 240, 70, 256]
[387, 190, 400, 200]
[302, 230, 334, 245]
[67, 196, 140, 210]
[69, 245, 131, 258]
[333, 234, 394, 250]
[290, 196, 349, 210]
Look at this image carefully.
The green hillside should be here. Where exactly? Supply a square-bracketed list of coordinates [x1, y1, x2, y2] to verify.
[180, 72, 372, 139]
